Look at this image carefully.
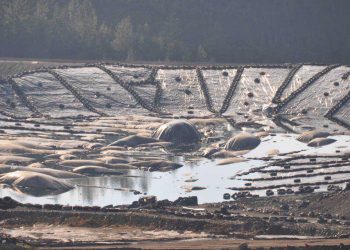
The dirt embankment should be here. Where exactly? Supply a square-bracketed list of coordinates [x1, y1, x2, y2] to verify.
[1, 191, 350, 249]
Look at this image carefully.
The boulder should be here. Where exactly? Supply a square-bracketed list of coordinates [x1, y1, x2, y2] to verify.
[138, 196, 157, 206]
[174, 196, 198, 206]
[0, 196, 20, 210]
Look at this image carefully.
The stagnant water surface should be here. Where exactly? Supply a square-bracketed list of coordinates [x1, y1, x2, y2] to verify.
[1, 134, 349, 206]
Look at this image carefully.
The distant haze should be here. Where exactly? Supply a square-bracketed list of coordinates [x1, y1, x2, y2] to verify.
[0, 0, 349, 63]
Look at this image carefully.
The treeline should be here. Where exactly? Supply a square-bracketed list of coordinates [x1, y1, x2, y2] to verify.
[0, 0, 350, 63]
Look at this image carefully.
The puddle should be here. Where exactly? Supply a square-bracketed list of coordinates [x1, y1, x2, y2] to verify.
[1, 133, 349, 206]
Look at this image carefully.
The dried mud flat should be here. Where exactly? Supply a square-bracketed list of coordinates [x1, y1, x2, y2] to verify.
[0, 60, 350, 249]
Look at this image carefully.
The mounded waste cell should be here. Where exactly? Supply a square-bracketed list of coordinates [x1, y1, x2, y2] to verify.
[156, 69, 210, 116]
[279, 66, 350, 118]
[13, 72, 94, 118]
[103, 65, 154, 82]
[201, 68, 238, 112]
[0, 81, 32, 118]
[224, 67, 290, 119]
[279, 65, 327, 101]
[54, 67, 148, 115]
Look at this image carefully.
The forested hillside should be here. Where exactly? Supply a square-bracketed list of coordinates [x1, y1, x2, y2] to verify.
[0, 0, 349, 63]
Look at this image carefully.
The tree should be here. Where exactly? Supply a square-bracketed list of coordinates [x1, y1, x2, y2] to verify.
[111, 16, 134, 60]
[197, 45, 208, 61]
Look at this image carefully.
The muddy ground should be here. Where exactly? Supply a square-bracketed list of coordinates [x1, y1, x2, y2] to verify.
[0, 60, 350, 249]
[1, 190, 350, 249]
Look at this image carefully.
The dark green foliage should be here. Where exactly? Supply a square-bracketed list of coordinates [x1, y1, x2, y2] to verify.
[0, 0, 349, 63]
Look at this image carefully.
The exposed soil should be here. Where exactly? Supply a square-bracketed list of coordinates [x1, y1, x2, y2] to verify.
[1, 190, 350, 249]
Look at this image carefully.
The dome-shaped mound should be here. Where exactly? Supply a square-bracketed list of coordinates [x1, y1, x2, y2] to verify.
[0, 171, 73, 196]
[297, 130, 330, 143]
[153, 120, 201, 144]
[224, 133, 261, 151]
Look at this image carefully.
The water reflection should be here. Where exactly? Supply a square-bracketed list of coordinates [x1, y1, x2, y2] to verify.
[0, 134, 349, 206]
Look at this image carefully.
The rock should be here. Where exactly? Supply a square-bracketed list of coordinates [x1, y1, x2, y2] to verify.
[232, 191, 252, 199]
[297, 130, 330, 143]
[286, 189, 294, 194]
[109, 135, 159, 147]
[138, 196, 157, 206]
[307, 138, 336, 147]
[0, 196, 20, 210]
[156, 199, 172, 208]
[153, 120, 201, 144]
[277, 189, 286, 195]
[266, 189, 274, 196]
[174, 196, 198, 206]
[73, 166, 123, 175]
[224, 133, 261, 151]
[238, 243, 249, 250]
[223, 193, 231, 200]
[298, 186, 314, 194]
[0, 171, 74, 196]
